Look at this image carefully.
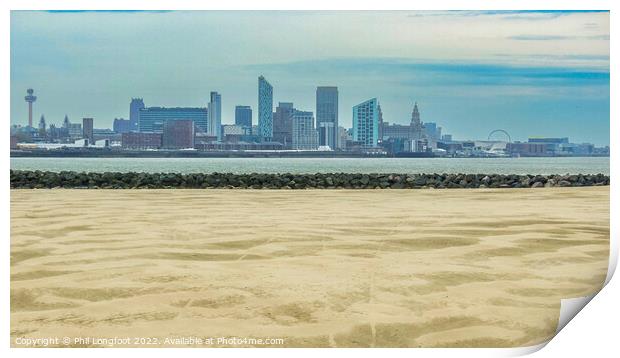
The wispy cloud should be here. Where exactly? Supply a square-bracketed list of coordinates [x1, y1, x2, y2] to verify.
[43, 10, 172, 14]
[245, 58, 609, 87]
[407, 10, 608, 20]
[507, 34, 610, 41]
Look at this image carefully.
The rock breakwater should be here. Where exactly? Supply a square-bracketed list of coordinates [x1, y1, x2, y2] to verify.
[10, 170, 610, 189]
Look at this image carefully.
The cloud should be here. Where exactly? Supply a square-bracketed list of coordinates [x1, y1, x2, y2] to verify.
[507, 34, 610, 41]
[407, 10, 608, 20]
[43, 10, 172, 14]
[507, 35, 571, 41]
[245, 58, 610, 88]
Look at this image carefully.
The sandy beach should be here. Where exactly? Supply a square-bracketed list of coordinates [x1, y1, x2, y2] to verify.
[10, 187, 609, 347]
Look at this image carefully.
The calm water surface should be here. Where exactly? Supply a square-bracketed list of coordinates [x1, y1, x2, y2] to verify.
[10, 157, 609, 175]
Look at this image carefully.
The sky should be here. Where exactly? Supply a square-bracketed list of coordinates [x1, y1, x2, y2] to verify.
[10, 10, 610, 145]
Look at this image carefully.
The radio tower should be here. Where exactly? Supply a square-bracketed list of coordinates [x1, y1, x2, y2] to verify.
[24, 88, 37, 128]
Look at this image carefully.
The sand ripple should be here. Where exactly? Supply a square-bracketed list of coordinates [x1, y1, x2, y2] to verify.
[11, 188, 609, 347]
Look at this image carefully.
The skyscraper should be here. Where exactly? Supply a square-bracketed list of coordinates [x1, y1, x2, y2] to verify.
[352, 98, 379, 147]
[318, 122, 335, 149]
[273, 102, 294, 147]
[208, 91, 222, 140]
[377, 103, 384, 142]
[82, 117, 94, 144]
[235, 105, 252, 130]
[130, 98, 145, 131]
[258, 76, 273, 140]
[316, 86, 338, 149]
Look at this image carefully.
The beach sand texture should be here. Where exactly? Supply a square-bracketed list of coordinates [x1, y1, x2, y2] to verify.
[11, 187, 609, 347]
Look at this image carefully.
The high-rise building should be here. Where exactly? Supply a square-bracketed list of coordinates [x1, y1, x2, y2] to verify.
[208, 91, 222, 140]
[235, 105, 252, 129]
[82, 117, 94, 144]
[24, 88, 37, 128]
[291, 110, 318, 150]
[316, 86, 338, 149]
[352, 98, 379, 147]
[377, 104, 384, 142]
[337, 126, 350, 150]
[130, 98, 145, 131]
[162, 119, 195, 149]
[410, 102, 423, 140]
[258, 76, 273, 140]
[273, 102, 294, 147]
[423, 122, 440, 149]
[138, 107, 208, 133]
[318, 122, 335, 150]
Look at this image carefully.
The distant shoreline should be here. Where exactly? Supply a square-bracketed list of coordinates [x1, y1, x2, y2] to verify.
[9, 149, 609, 159]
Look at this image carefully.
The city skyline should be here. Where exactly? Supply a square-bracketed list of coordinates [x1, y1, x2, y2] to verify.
[11, 10, 610, 145]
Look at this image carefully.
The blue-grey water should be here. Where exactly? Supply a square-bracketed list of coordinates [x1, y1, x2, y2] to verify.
[10, 157, 609, 175]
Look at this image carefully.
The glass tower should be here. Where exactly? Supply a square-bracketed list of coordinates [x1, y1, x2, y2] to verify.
[208, 91, 222, 140]
[352, 98, 379, 147]
[316, 86, 338, 149]
[258, 76, 273, 140]
[235, 105, 252, 129]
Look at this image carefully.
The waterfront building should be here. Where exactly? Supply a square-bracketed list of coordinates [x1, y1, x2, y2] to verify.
[195, 141, 283, 151]
[377, 104, 384, 143]
[82, 117, 94, 144]
[318, 122, 335, 150]
[352, 98, 379, 147]
[337, 126, 350, 150]
[48, 124, 59, 141]
[222, 124, 246, 142]
[113, 118, 133, 133]
[121, 132, 162, 149]
[130, 98, 145, 131]
[222, 124, 246, 136]
[162, 119, 195, 149]
[68, 123, 83, 139]
[441, 134, 453, 142]
[528, 137, 569, 154]
[273, 102, 294, 147]
[208, 91, 222, 140]
[138, 107, 208, 133]
[38, 115, 46, 138]
[62, 115, 70, 129]
[410, 102, 424, 140]
[424, 122, 440, 140]
[316, 86, 338, 149]
[381, 122, 411, 140]
[507, 142, 547, 156]
[258, 76, 273, 140]
[235, 105, 252, 129]
[291, 110, 318, 150]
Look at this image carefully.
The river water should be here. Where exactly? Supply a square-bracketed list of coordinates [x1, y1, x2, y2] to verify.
[10, 157, 610, 175]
